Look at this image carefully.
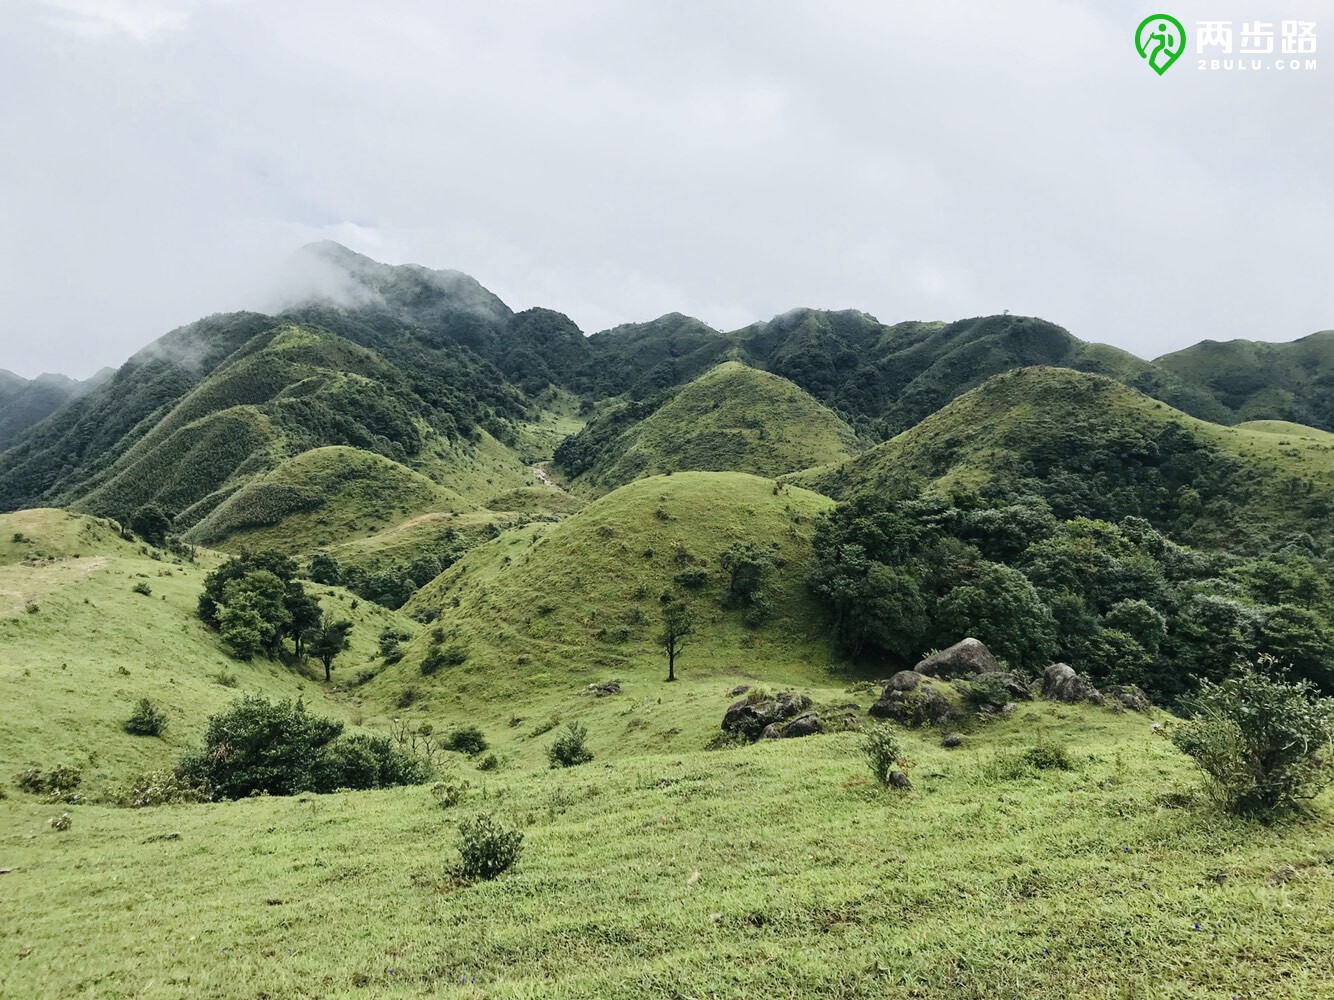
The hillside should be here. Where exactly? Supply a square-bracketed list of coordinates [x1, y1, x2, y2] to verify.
[1157, 330, 1334, 429]
[183, 446, 470, 552]
[792, 366, 1334, 552]
[0, 368, 111, 452]
[555, 362, 860, 491]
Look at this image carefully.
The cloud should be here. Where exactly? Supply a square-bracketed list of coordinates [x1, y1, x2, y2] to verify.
[1, 0, 1330, 378]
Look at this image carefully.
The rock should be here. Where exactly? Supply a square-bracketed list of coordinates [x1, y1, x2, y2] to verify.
[869, 682, 958, 728]
[721, 691, 814, 742]
[916, 638, 999, 679]
[729, 685, 751, 697]
[1100, 684, 1152, 713]
[941, 732, 964, 748]
[759, 712, 825, 740]
[886, 670, 926, 692]
[591, 681, 621, 697]
[1041, 663, 1104, 705]
[974, 670, 1032, 701]
[889, 770, 913, 790]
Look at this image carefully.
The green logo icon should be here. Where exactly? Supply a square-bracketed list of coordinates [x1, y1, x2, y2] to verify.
[1135, 14, 1186, 75]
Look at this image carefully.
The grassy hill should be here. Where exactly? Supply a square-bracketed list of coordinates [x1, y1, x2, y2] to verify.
[791, 366, 1334, 552]
[0, 509, 415, 796]
[556, 362, 860, 491]
[1157, 330, 1334, 429]
[183, 446, 470, 553]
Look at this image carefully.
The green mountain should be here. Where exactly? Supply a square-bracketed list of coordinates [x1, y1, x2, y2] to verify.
[792, 366, 1334, 551]
[1156, 330, 1334, 428]
[555, 361, 860, 491]
[0, 368, 112, 451]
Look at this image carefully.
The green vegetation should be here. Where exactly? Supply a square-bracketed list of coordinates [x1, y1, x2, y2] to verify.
[556, 361, 859, 491]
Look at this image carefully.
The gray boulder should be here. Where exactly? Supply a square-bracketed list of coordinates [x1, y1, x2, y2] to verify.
[973, 670, 1032, 701]
[591, 681, 621, 697]
[759, 712, 825, 740]
[941, 732, 964, 749]
[886, 670, 926, 692]
[889, 770, 913, 790]
[916, 638, 999, 679]
[722, 691, 813, 742]
[870, 682, 958, 728]
[1041, 663, 1104, 705]
[1100, 684, 1152, 713]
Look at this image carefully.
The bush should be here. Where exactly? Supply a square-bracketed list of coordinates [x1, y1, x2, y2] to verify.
[421, 643, 468, 675]
[123, 697, 168, 737]
[432, 778, 470, 809]
[956, 676, 1012, 713]
[1171, 667, 1334, 818]
[213, 670, 239, 688]
[547, 722, 594, 768]
[1022, 740, 1074, 771]
[445, 726, 489, 756]
[476, 753, 500, 772]
[14, 765, 83, 801]
[456, 813, 524, 881]
[176, 695, 429, 799]
[673, 567, 709, 589]
[859, 722, 903, 787]
[47, 812, 72, 832]
[131, 581, 153, 597]
[122, 769, 212, 807]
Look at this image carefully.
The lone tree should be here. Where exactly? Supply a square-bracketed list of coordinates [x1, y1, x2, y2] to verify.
[658, 601, 694, 682]
[305, 616, 354, 682]
[129, 503, 173, 547]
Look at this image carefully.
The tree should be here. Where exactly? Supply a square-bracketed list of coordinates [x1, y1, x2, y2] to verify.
[129, 503, 173, 547]
[305, 616, 353, 682]
[719, 541, 776, 609]
[284, 582, 324, 660]
[219, 594, 265, 660]
[199, 550, 298, 628]
[308, 552, 342, 586]
[221, 571, 291, 658]
[658, 601, 694, 682]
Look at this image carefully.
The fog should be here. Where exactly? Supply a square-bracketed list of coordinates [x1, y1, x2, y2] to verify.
[2, 0, 1330, 377]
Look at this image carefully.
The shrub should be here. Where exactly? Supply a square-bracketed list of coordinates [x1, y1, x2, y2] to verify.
[860, 722, 903, 788]
[1171, 667, 1334, 818]
[131, 581, 153, 597]
[213, 670, 240, 688]
[476, 753, 500, 772]
[673, 568, 709, 589]
[956, 676, 1012, 713]
[432, 778, 470, 809]
[123, 697, 168, 737]
[122, 769, 212, 807]
[456, 813, 524, 881]
[547, 722, 594, 768]
[176, 695, 429, 799]
[445, 726, 489, 756]
[1022, 740, 1074, 771]
[421, 643, 468, 675]
[47, 812, 72, 832]
[378, 628, 409, 664]
[15, 765, 83, 800]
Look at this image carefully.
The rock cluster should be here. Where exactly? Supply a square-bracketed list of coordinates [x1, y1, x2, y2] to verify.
[721, 691, 815, 742]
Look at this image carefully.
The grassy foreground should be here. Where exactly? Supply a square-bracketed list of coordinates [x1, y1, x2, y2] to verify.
[5, 699, 1334, 999]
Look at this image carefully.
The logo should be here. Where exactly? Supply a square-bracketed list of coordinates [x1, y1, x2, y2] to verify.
[1136, 14, 1187, 75]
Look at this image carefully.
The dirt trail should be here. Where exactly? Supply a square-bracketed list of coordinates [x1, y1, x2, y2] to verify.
[529, 464, 565, 491]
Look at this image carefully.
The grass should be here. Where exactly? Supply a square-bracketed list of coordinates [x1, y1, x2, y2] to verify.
[5, 700, 1334, 998]
[569, 361, 860, 493]
[184, 446, 470, 553]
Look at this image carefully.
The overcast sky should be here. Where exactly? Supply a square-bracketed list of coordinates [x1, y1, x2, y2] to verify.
[2, 0, 1330, 378]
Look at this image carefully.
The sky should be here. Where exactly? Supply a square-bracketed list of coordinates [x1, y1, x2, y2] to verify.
[1, 0, 1331, 378]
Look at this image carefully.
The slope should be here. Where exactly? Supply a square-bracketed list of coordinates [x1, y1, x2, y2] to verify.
[791, 366, 1334, 552]
[555, 361, 859, 491]
[0, 368, 112, 452]
[183, 446, 470, 552]
[1156, 330, 1334, 429]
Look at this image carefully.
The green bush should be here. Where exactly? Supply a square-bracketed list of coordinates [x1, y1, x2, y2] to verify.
[1022, 740, 1074, 771]
[421, 643, 468, 675]
[1171, 667, 1334, 817]
[859, 722, 903, 787]
[456, 813, 524, 881]
[131, 581, 153, 597]
[47, 811, 72, 832]
[176, 695, 429, 799]
[444, 726, 488, 756]
[432, 778, 470, 809]
[547, 722, 594, 768]
[122, 770, 212, 807]
[123, 697, 168, 737]
[673, 567, 709, 589]
[14, 765, 83, 800]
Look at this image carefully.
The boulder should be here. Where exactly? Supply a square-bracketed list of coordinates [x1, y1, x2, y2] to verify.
[759, 712, 825, 740]
[729, 685, 751, 697]
[974, 670, 1032, 701]
[916, 638, 999, 679]
[1100, 684, 1152, 713]
[721, 691, 814, 742]
[591, 681, 621, 697]
[889, 770, 913, 790]
[941, 732, 964, 749]
[886, 670, 926, 692]
[870, 682, 958, 728]
[1041, 663, 1104, 705]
